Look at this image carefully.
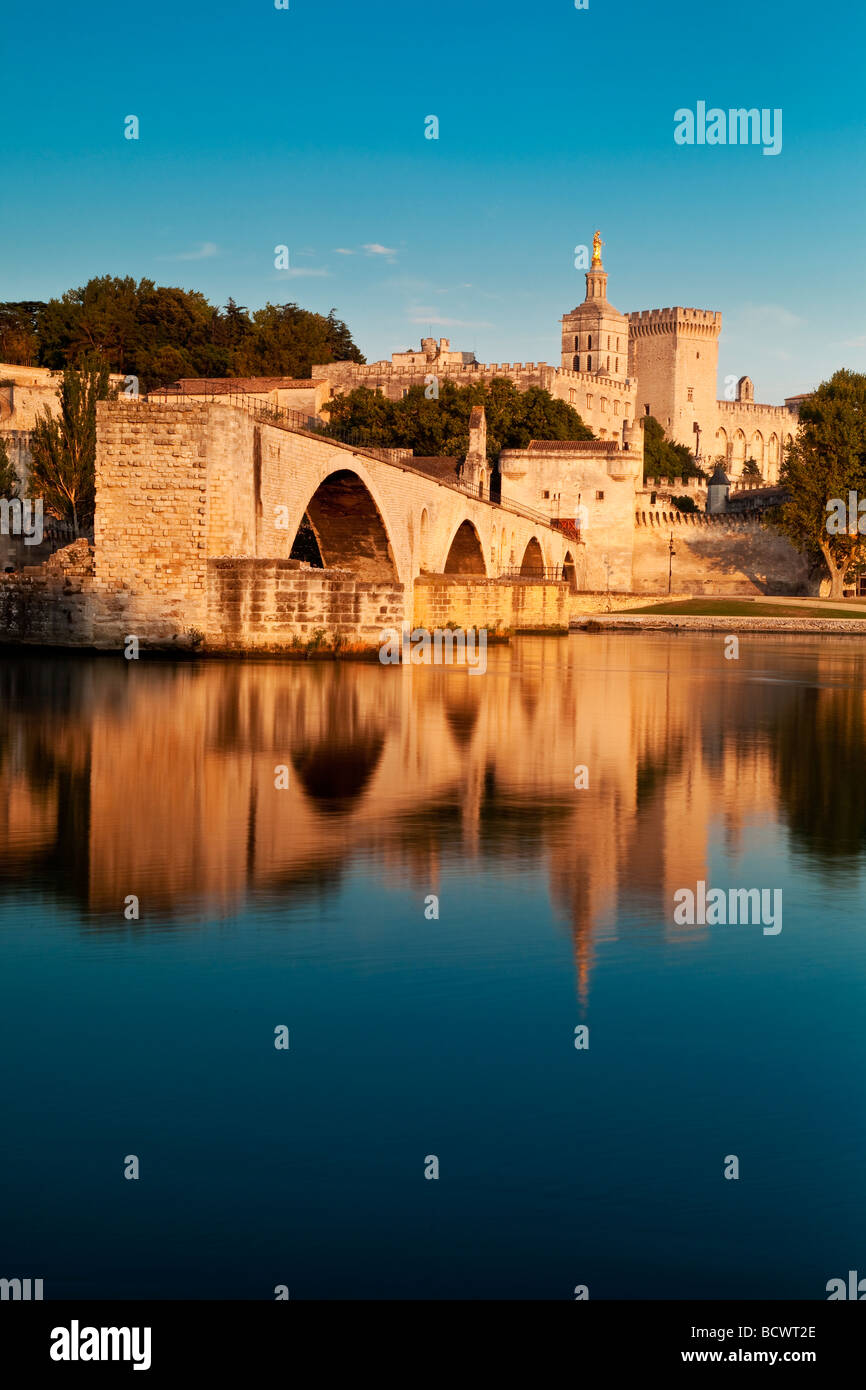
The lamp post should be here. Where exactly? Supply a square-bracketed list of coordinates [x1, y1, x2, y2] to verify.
[668, 531, 676, 594]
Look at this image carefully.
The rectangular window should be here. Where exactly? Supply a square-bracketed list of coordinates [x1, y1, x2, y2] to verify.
[644, 403, 650, 415]
[687, 387, 694, 402]
[596, 490, 605, 501]
[586, 394, 593, 409]
[542, 490, 550, 499]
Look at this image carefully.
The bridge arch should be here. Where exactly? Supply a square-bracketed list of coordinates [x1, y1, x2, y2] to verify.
[443, 519, 487, 575]
[292, 467, 399, 583]
[519, 536, 545, 577]
[563, 550, 577, 592]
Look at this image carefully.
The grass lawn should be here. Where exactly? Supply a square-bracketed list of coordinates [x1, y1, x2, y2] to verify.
[621, 599, 866, 620]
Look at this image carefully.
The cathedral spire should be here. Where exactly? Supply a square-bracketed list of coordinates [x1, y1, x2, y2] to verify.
[585, 232, 609, 302]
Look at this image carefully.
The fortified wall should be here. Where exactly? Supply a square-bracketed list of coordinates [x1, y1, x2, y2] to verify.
[632, 509, 810, 595]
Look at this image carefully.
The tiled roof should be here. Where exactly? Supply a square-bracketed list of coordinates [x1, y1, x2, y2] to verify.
[526, 439, 619, 453]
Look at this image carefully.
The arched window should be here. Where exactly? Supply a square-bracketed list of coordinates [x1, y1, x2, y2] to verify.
[588, 335, 592, 349]
[587, 355, 592, 370]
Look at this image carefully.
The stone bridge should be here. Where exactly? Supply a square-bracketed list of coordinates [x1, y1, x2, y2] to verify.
[87, 399, 577, 650]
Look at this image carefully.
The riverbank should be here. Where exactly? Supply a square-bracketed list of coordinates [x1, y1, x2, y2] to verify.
[574, 613, 866, 634]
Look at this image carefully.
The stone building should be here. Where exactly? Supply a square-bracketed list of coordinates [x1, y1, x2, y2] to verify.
[315, 232, 804, 484]
[626, 311, 800, 482]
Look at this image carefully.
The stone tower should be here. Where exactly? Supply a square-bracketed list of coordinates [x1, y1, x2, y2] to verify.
[561, 233, 629, 383]
[626, 306, 722, 465]
[459, 405, 491, 498]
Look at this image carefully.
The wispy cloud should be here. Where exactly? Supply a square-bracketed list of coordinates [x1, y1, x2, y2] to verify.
[160, 241, 219, 262]
[363, 243, 397, 257]
[334, 248, 355, 255]
[409, 309, 493, 328]
[275, 267, 331, 279]
[732, 303, 804, 330]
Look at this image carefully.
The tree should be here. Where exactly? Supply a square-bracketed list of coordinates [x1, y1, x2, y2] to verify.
[774, 370, 866, 599]
[641, 415, 703, 481]
[11, 279, 366, 393]
[322, 377, 593, 458]
[742, 457, 762, 480]
[0, 302, 43, 365]
[0, 434, 17, 497]
[28, 354, 110, 535]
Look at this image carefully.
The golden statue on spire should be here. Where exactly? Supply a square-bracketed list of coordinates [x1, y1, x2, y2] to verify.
[591, 230, 604, 266]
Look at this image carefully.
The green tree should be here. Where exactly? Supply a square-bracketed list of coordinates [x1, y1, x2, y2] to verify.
[28, 354, 110, 535]
[641, 415, 703, 481]
[0, 434, 18, 497]
[15, 279, 366, 392]
[322, 377, 593, 458]
[773, 369, 866, 599]
[742, 457, 762, 480]
[0, 302, 44, 365]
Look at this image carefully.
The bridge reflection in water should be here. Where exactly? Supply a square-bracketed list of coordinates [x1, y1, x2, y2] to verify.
[3, 635, 866, 1299]
[2, 635, 865, 1008]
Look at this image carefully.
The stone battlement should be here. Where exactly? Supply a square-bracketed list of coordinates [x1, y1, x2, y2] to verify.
[627, 307, 722, 334]
[635, 509, 761, 528]
[716, 399, 798, 418]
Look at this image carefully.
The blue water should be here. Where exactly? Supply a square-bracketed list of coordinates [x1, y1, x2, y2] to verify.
[1, 636, 864, 1298]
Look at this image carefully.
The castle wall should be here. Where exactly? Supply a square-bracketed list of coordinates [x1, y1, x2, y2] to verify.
[0, 365, 65, 431]
[632, 511, 811, 595]
[712, 400, 797, 483]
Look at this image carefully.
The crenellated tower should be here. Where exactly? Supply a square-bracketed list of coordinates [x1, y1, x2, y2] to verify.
[626, 306, 722, 464]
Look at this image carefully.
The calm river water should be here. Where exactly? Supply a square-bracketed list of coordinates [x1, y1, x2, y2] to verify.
[1, 634, 864, 1299]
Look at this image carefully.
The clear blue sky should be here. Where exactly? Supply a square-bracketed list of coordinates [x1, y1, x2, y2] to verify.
[3, 0, 864, 402]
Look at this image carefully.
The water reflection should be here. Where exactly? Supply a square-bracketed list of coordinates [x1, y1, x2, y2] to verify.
[2, 636, 866, 990]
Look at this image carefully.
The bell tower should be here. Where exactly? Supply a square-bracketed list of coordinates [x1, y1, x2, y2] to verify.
[561, 231, 629, 383]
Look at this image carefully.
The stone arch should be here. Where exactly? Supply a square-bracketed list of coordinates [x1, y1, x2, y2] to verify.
[749, 431, 764, 465]
[519, 536, 544, 577]
[443, 519, 487, 575]
[768, 433, 779, 464]
[715, 426, 728, 458]
[732, 429, 746, 467]
[562, 550, 577, 592]
[295, 468, 399, 582]
[784, 433, 794, 457]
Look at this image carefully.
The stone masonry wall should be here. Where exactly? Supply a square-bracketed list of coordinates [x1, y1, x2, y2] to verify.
[413, 575, 570, 632]
[207, 559, 404, 650]
[0, 540, 95, 645]
[94, 402, 210, 643]
[632, 514, 811, 595]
